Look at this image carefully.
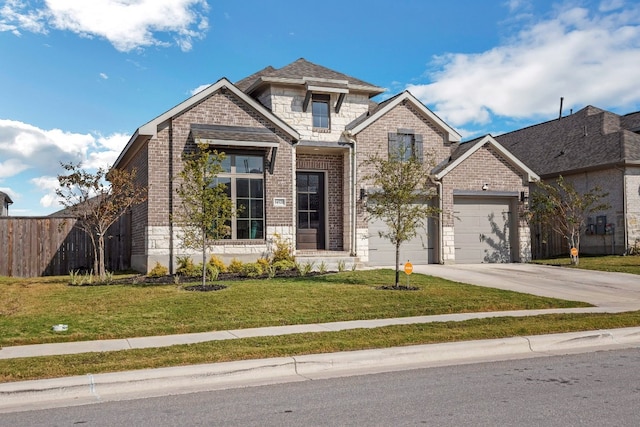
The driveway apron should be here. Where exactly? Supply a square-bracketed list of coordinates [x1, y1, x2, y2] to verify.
[413, 263, 640, 309]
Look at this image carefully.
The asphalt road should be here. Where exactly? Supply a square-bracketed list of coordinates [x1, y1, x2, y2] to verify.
[2, 348, 639, 426]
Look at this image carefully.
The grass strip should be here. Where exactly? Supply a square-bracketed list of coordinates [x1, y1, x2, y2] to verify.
[2, 311, 640, 383]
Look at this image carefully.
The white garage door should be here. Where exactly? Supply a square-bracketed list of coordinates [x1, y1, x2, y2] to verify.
[368, 215, 435, 266]
[454, 197, 514, 264]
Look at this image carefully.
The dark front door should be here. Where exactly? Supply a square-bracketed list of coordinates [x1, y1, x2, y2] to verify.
[297, 172, 325, 250]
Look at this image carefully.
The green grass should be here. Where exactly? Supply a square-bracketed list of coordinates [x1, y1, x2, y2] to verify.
[531, 255, 640, 274]
[0, 269, 589, 347]
[2, 311, 640, 383]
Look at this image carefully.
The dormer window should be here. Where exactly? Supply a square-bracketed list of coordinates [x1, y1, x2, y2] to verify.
[312, 94, 330, 129]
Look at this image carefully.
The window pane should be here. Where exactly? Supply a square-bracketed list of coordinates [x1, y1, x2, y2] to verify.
[236, 155, 263, 174]
[250, 179, 263, 198]
[214, 177, 231, 197]
[298, 193, 308, 210]
[310, 211, 320, 228]
[237, 199, 249, 218]
[251, 200, 263, 218]
[237, 220, 250, 239]
[220, 157, 231, 173]
[298, 212, 309, 228]
[310, 194, 320, 210]
[250, 220, 263, 239]
[312, 100, 329, 128]
[237, 178, 249, 198]
[308, 174, 319, 192]
[297, 174, 308, 191]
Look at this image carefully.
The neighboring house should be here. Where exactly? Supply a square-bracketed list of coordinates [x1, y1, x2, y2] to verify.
[0, 191, 12, 216]
[113, 58, 538, 273]
[496, 106, 640, 257]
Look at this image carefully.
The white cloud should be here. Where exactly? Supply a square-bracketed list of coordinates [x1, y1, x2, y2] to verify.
[0, 119, 128, 176]
[0, 0, 210, 52]
[0, 158, 30, 179]
[407, 2, 640, 128]
[30, 176, 62, 208]
[0, 120, 129, 213]
[190, 83, 211, 96]
[99, 72, 108, 79]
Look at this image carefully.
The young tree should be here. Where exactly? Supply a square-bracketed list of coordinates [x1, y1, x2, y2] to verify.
[529, 175, 609, 265]
[361, 142, 439, 288]
[57, 163, 148, 279]
[173, 144, 234, 286]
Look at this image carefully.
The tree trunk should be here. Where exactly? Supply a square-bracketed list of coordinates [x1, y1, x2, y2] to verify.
[395, 242, 400, 288]
[97, 233, 106, 279]
[202, 225, 207, 287]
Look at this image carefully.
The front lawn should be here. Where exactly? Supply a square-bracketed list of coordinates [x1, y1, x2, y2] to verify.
[0, 269, 589, 347]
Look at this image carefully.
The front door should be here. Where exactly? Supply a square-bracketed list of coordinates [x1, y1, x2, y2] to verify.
[296, 172, 325, 250]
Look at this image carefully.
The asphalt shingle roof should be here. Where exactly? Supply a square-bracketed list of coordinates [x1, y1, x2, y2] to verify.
[495, 106, 640, 176]
[235, 58, 383, 96]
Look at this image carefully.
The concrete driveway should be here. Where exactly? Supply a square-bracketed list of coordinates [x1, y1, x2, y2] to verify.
[414, 263, 640, 310]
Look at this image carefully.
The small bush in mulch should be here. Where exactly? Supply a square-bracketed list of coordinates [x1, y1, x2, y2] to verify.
[376, 285, 419, 291]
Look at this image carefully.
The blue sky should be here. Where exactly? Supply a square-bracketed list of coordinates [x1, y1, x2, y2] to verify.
[1, 0, 639, 215]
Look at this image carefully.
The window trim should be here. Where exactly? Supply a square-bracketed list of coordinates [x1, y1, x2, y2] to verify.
[311, 94, 331, 130]
[215, 151, 266, 241]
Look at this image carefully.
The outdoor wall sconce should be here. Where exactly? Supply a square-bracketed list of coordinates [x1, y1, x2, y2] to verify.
[482, 183, 489, 191]
[360, 188, 368, 201]
[520, 191, 528, 203]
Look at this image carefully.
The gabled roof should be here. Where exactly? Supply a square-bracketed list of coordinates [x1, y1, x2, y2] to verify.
[236, 58, 384, 97]
[0, 190, 12, 204]
[114, 78, 299, 169]
[346, 91, 462, 143]
[496, 105, 640, 177]
[433, 135, 539, 182]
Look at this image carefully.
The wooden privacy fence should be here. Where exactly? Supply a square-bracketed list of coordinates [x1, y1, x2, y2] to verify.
[530, 222, 568, 259]
[0, 215, 131, 277]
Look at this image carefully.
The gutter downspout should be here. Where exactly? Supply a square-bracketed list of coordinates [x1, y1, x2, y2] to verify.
[343, 131, 357, 256]
[429, 175, 444, 264]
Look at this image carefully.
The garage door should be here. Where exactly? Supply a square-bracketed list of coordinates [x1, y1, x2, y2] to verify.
[368, 214, 435, 266]
[454, 197, 513, 264]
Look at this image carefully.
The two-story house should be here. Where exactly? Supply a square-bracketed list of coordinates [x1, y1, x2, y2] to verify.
[113, 58, 538, 272]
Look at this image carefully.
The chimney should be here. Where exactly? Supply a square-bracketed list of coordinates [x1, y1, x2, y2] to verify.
[558, 97, 564, 120]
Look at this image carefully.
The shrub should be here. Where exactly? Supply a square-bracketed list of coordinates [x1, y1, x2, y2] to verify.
[148, 262, 169, 277]
[271, 233, 295, 263]
[176, 257, 200, 277]
[257, 257, 270, 270]
[227, 258, 244, 274]
[208, 255, 227, 273]
[241, 262, 263, 278]
[272, 259, 296, 272]
[206, 264, 219, 281]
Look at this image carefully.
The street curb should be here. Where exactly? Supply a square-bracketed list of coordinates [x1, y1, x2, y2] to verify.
[2, 327, 640, 413]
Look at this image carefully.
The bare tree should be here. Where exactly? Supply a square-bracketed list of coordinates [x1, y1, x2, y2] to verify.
[529, 175, 609, 265]
[173, 144, 234, 286]
[57, 163, 148, 279]
[361, 141, 439, 287]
